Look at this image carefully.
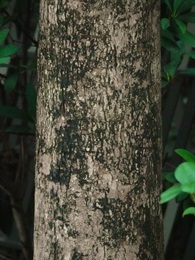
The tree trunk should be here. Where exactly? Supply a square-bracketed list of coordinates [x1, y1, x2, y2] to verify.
[34, 1, 164, 259]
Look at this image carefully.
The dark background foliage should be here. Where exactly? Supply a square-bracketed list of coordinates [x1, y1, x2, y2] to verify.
[0, 0, 195, 259]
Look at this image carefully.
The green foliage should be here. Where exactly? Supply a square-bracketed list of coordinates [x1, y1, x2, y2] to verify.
[162, 171, 177, 183]
[161, 18, 170, 30]
[0, 0, 38, 135]
[160, 149, 195, 217]
[160, 184, 182, 203]
[175, 149, 195, 162]
[0, 105, 28, 119]
[6, 124, 35, 135]
[0, 45, 19, 58]
[0, 28, 19, 65]
[0, 29, 9, 43]
[161, 0, 195, 85]
[183, 207, 195, 217]
[4, 73, 18, 92]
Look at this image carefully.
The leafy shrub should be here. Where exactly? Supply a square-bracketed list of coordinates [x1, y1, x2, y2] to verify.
[161, 0, 195, 85]
[160, 149, 195, 217]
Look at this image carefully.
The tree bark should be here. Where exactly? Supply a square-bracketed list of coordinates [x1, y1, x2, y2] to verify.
[34, 0, 164, 259]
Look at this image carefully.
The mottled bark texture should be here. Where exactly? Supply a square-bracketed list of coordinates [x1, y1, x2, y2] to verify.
[34, 0, 164, 259]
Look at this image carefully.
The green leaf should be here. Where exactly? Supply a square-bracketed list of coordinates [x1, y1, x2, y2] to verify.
[27, 59, 37, 70]
[177, 68, 195, 75]
[173, 0, 182, 12]
[160, 184, 182, 204]
[163, 56, 181, 79]
[183, 207, 195, 217]
[0, 0, 9, 10]
[0, 57, 10, 64]
[179, 12, 195, 23]
[175, 149, 195, 162]
[177, 0, 195, 14]
[162, 0, 172, 11]
[0, 17, 4, 26]
[0, 45, 19, 58]
[185, 50, 195, 59]
[176, 192, 189, 202]
[0, 106, 28, 119]
[161, 28, 176, 42]
[4, 73, 18, 93]
[162, 171, 177, 183]
[6, 125, 34, 135]
[175, 19, 187, 34]
[183, 196, 195, 210]
[0, 29, 9, 43]
[170, 49, 182, 62]
[161, 36, 179, 52]
[175, 29, 195, 47]
[175, 162, 195, 184]
[181, 182, 195, 194]
[25, 83, 37, 120]
[191, 193, 195, 203]
[161, 38, 178, 52]
[161, 18, 170, 30]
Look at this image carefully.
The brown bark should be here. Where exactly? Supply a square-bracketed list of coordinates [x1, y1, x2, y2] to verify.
[34, 0, 164, 259]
